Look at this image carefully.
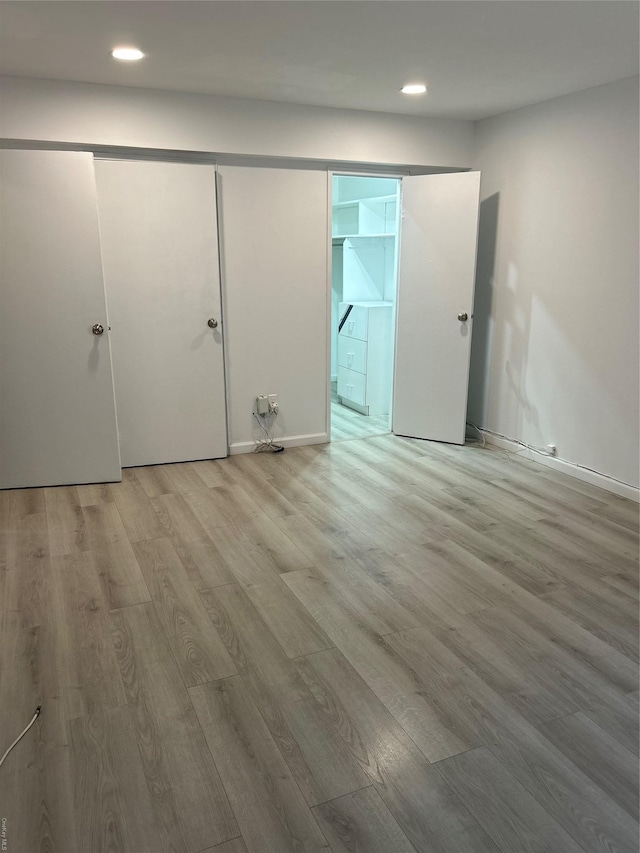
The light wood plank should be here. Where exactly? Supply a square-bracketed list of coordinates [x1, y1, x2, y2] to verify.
[109, 469, 167, 543]
[190, 676, 331, 853]
[82, 502, 151, 609]
[274, 509, 419, 635]
[601, 571, 639, 599]
[441, 539, 638, 695]
[240, 576, 334, 659]
[44, 485, 87, 555]
[184, 485, 312, 573]
[385, 625, 638, 853]
[224, 453, 299, 518]
[0, 486, 45, 519]
[0, 612, 77, 853]
[438, 746, 585, 853]
[164, 460, 215, 495]
[200, 583, 370, 805]
[312, 787, 416, 853]
[539, 514, 638, 572]
[283, 569, 480, 762]
[70, 706, 165, 853]
[151, 492, 236, 589]
[429, 611, 581, 726]
[539, 581, 638, 661]
[133, 465, 177, 498]
[76, 481, 115, 507]
[189, 458, 236, 489]
[539, 711, 639, 820]
[469, 603, 639, 754]
[297, 648, 499, 853]
[3, 511, 52, 624]
[203, 839, 249, 853]
[133, 537, 238, 686]
[110, 602, 238, 851]
[49, 552, 127, 720]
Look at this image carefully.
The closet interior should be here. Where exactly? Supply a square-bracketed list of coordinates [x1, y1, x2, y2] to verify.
[331, 175, 400, 437]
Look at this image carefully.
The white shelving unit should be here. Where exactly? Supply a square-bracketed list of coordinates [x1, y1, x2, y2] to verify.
[332, 194, 397, 239]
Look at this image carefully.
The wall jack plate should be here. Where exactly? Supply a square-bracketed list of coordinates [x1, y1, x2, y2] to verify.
[256, 395, 269, 415]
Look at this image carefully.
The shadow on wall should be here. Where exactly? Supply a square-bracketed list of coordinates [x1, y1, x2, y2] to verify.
[467, 193, 499, 426]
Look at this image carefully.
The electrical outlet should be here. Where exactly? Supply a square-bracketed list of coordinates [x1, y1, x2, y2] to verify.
[267, 394, 278, 413]
[256, 395, 269, 415]
[546, 444, 557, 456]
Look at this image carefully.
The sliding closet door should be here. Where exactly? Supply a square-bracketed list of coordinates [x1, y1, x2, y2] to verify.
[95, 159, 227, 467]
[393, 172, 481, 445]
[0, 150, 121, 489]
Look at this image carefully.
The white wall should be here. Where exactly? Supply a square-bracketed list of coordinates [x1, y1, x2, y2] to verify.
[0, 75, 473, 169]
[469, 76, 639, 489]
[217, 166, 330, 452]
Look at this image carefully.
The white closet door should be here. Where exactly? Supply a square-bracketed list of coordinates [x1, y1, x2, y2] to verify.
[0, 150, 121, 489]
[393, 172, 481, 445]
[95, 160, 227, 467]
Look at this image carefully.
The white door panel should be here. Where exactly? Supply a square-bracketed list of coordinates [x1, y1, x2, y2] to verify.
[393, 172, 481, 444]
[0, 150, 121, 488]
[95, 160, 227, 467]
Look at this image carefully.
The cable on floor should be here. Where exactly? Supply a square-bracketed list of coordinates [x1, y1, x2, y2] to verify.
[0, 706, 41, 770]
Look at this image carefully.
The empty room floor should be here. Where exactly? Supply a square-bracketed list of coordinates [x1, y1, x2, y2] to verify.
[0, 434, 638, 853]
[331, 400, 390, 441]
[331, 384, 390, 441]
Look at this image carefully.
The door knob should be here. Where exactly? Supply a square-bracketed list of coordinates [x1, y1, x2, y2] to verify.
[457, 313, 468, 322]
[92, 323, 104, 336]
[207, 318, 218, 329]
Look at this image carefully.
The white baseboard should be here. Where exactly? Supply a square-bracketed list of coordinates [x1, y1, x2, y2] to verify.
[479, 430, 639, 503]
[229, 432, 329, 456]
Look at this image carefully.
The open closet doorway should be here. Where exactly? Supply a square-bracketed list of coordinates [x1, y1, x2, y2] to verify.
[330, 175, 401, 441]
[329, 169, 481, 447]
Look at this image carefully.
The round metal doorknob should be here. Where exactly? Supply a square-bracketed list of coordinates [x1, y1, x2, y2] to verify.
[92, 323, 105, 336]
[457, 313, 469, 322]
[207, 318, 218, 329]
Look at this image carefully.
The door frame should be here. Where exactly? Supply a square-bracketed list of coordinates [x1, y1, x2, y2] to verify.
[326, 169, 409, 442]
[326, 167, 475, 444]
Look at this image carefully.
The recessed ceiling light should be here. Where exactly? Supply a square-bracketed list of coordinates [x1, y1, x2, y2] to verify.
[401, 84, 427, 95]
[111, 47, 145, 61]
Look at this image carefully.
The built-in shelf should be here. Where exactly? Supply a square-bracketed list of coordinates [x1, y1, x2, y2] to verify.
[332, 194, 398, 239]
[332, 233, 395, 244]
[332, 194, 397, 209]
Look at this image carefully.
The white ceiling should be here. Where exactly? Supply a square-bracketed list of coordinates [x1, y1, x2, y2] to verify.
[0, 1, 637, 121]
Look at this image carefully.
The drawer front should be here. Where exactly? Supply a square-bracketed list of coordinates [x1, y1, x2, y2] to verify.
[338, 336, 367, 374]
[338, 304, 368, 341]
[337, 367, 366, 405]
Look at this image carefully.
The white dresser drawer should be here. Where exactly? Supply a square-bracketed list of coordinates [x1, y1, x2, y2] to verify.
[337, 367, 366, 406]
[338, 336, 367, 374]
[338, 303, 368, 341]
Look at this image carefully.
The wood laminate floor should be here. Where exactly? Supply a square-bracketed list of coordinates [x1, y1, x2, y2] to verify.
[0, 435, 638, 853]
[331, 400, 390, 441]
